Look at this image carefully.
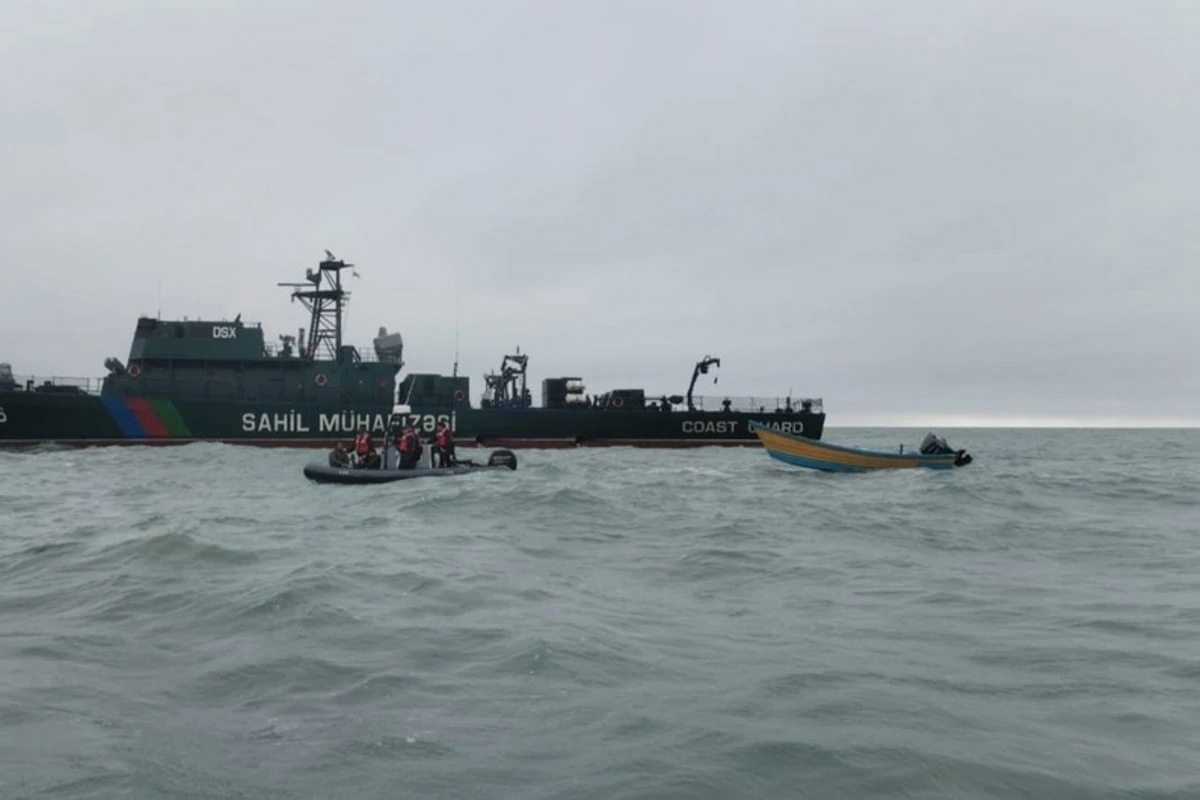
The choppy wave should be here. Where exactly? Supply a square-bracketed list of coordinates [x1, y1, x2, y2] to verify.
[1, 429, 1199, 798]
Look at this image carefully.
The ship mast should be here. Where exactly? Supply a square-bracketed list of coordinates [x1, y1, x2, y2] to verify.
[278, 250, 356, 361]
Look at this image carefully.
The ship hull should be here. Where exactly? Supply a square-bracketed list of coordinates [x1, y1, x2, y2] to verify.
[0, 392, 824, 449]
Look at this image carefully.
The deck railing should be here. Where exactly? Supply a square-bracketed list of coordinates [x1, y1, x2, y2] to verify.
[685, 395, 823, 414]
[623, 394, 822, 414]
[6, 375, 105, 395]
[3, 376, 823, 414]
[2, 374, 394, 404]
[258, 342, 393, 362]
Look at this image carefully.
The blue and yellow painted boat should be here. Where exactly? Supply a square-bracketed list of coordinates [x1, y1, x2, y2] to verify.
[749, 421, 973, 472]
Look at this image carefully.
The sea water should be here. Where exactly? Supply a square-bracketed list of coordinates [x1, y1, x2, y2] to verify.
[1, 428, 1198, 798]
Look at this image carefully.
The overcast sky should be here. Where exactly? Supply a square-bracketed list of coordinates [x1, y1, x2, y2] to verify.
[3, 0, 1197, 425]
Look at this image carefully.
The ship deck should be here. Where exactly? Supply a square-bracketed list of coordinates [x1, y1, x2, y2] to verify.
[4, 373, 822, 415]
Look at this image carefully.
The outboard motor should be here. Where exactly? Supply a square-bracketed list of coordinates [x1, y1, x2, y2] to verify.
[919, 431, 974, 467]
[919, 432, 954, 455]
[486, 449, 519, 470]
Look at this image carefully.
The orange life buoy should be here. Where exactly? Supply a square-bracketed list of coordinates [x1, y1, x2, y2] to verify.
[127, 364, 142, 378]
[452, 389, 465, 403]
[314, 373, 328, 387]
[612, 396, 623, 407]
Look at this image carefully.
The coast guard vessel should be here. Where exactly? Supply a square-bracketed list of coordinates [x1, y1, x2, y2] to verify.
[0, 252, 825, 449]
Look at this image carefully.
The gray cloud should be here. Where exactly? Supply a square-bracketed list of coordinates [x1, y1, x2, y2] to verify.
[3, 0, 1197, 424]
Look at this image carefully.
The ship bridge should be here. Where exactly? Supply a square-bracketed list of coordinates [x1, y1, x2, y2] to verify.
[129, 317, 267, 361]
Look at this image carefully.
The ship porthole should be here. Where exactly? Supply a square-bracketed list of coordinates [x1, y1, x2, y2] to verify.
[314, 373, 328, 387]
[128, 364, 142, 378]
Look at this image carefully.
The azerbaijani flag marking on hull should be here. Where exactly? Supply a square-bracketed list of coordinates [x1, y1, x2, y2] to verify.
[102, 398, 193, 438]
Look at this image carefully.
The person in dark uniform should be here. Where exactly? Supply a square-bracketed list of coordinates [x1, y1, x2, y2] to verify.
[328, 442, 350, 467]
[411, 428, 424, 467]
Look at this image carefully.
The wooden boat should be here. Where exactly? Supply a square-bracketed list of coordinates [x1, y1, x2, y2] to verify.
[749, 421, 972, 472]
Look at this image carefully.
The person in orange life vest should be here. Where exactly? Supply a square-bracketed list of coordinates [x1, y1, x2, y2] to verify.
[433, 421, 455, 468]
[353, 427, 380, 469]
[395, 425, 412, 468]
[397, 425, 422, 469]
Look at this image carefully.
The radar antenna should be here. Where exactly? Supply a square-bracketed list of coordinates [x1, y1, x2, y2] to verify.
[277, 251, 355, 361]
[686, 355, 721, 412]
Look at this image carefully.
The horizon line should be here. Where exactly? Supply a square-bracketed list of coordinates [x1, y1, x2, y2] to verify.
[825, 417, 1200, 429]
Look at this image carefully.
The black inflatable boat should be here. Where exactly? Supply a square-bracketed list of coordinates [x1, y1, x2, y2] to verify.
[304, 449, 518, 485]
